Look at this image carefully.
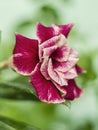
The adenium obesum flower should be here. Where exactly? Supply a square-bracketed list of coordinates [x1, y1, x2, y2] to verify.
[13, 23, 85, 103]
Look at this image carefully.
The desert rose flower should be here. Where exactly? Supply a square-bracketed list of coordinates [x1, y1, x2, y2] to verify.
[13, 23, 85, 103]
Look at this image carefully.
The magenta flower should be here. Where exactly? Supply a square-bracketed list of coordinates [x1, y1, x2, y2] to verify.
[13, 23, 85, 103]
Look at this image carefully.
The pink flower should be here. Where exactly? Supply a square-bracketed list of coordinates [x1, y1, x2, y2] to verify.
[13, 23, 85, 103]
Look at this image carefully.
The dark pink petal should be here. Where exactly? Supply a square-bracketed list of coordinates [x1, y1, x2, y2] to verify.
[64, 80, 83, 100]
[30, 63, 65, 103]
[52, 79, 83, 100]
[13, 34, 39, 75]
[39, 35, 60, 61]
[37, 23, 54, 43]
[57, 23, 74, 38]
[52, 81, 67, 94]
[48, 59, 68, 86]
[37, 23, 74, 43]
[75, 65, 86, 74]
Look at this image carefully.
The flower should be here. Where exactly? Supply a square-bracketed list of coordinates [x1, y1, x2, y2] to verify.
[13, 23, 85, 103]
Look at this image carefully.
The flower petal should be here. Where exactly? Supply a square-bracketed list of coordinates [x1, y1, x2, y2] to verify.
[57, 67, 78, 79]
[40, 57, 50, 80]
[39, 35, 60, 61]
[53, 59, 78, 73]
[53, 80, 83, 100]
[37, 23, 74, 43]
[13, 34, 39, 75]
[64, 80, 83, 100]
[30, 63, 64, 103]
[53, 23, 74, 38]
[75, 65, 86, 74]
[37, 23, 54, 43]
[53, 48, 79, 72]
[39, 34, 69, 62]
[52, 37, 70, 62]
[52, 81, 67, 94]
[43, 45, 57, 58]
[48, 59, 68, 86]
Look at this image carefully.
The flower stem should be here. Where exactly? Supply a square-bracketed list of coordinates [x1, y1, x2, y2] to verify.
[0, 61, 9, 70]
[0, 56, 13, 71]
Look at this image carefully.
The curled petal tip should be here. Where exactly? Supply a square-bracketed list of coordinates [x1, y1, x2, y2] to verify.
[68, 23, 74, 27]
[66, 23, 74, 31]
[82, 69, 87, 74]
[36, 22, 42, 27]
[76, 65, 87, 74]
[15, 32, 20, 37]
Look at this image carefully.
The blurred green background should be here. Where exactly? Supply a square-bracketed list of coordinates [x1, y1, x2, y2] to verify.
[0, 0, 98, 130]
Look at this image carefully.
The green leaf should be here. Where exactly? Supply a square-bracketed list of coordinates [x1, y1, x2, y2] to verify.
[35, 5, 60, 25]
[15, 5, 61, 35]
[0, 121, 16, 130]
[0, 80, 39, 101]
[62, 100, 71, 108]
[77, 51, 97, 87]
[0, 116, 40, 130]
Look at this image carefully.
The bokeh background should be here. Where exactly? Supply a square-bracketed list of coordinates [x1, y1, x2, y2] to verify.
[0, 0, 98, 130]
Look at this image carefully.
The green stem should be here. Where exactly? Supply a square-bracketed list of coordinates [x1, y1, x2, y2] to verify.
[0, 61, 9, 70]
[0, 57, 13, 71]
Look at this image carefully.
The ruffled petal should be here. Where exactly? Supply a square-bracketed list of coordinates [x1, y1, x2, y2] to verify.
[52, 81, 67, 94]
[48, 59, 68, 86]
[64, 80, 83, 100]
[53, 48, 79, 72]
[69, 48, 79, 60]
[43, 34, 68, 59]
[57, 67, 78, 79]
[53, 80, 83, 100]
[37, 23, 74, 43]
[39, 35, 60, 61]
[13, 34, 39, 75]
[53, 59, 78, 73]
[30, 63, 65, 103]
[52, 38, 70, 62]
[43, 46, 57, 58]
[40, 57, 50, 80]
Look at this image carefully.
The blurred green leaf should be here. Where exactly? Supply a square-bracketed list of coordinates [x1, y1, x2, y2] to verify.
[62, 100, 71, 108]
[15, 5, 60, 34]
[15, 20, 34, 34]
[0, 116, 40, 130]
[0, 80, 39, 101]
[0, 121, 16, 130]
[77, 51, 97, 87]
[37, 5, 60, 25]
[74, 121, 94, 130]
